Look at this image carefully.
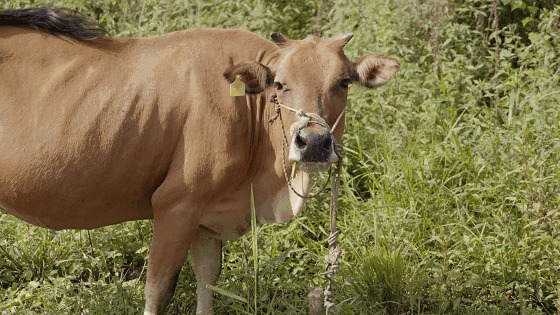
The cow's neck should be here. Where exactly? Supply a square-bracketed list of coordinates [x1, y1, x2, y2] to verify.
[242, 54, 313, 225]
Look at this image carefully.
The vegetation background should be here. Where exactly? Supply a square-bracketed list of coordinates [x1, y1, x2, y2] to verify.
[1, 0, 559, 314]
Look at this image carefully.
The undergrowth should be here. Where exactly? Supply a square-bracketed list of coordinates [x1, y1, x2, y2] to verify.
[1, 0, 559, 314]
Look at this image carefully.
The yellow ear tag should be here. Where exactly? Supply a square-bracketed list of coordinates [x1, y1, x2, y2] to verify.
[230, 75, 246, 97]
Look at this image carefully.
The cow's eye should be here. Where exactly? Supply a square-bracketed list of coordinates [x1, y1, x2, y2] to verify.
[340, 78, 352, 89]
[273, 82, 283, 90]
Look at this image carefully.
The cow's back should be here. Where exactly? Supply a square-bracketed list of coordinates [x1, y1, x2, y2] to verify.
[0, 26, 278, 230]
[0, 28, 189, 229]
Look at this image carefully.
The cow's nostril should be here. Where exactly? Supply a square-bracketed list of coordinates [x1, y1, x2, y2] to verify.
[295, 134, 306, 148]
[323, 137, 332, 151]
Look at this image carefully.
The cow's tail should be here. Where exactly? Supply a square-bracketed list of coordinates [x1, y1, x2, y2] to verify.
[0, 7, 110, 40]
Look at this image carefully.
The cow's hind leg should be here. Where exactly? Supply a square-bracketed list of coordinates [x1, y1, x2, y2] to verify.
[191, 226, 222, 315]
[143, 180, 203, 315]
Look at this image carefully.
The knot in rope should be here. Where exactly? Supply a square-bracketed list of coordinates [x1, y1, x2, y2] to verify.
[334, 143, 345, 159]
[266, 94, 281, 124]
[290, 110, 311, 136]
[327, 229, 341, 248]
[267, 93, 344, 133]
[322, 243, 341, 314]
[322, 243, 342, 273]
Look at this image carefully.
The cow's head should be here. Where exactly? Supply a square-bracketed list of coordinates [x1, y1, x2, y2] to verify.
[224, 32, 399, 175]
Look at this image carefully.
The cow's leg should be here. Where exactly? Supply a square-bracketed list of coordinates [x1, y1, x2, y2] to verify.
[191, 226, 222, 315]
[143, 178, 203, 315]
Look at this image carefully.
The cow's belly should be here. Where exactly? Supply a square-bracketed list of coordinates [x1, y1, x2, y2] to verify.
[0, 157, 155, 230]
[0, 141, 160, 230]
[0, 170, 156, 230]
[0, 196, 154, 230]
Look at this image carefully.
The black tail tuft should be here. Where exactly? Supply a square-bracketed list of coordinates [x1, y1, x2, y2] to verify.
[0, 7, 110, 40]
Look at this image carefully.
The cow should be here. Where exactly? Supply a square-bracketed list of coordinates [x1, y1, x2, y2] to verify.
[0, 7, 399, 315]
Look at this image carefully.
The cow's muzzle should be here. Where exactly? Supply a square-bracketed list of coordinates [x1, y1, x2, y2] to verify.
[288, 126, 338, 173]
[268, 93, 345, 174]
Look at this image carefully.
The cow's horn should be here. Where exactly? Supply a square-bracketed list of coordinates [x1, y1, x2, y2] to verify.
[331, 33, 354, 47]
[270, 32, 287, 44]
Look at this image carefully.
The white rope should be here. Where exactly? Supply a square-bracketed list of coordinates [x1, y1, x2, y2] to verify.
[274, 103, 345, 135]
[331, 107, 346, 133]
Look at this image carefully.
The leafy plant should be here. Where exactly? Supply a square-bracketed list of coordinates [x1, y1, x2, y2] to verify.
[1, 0, 560, 314]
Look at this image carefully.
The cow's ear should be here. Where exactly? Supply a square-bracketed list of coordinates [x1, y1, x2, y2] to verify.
[223, 62, 275, 94]
[351, 55, 399, 88]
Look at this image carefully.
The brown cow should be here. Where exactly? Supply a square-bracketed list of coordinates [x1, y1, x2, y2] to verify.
[0, 8, 399, 315]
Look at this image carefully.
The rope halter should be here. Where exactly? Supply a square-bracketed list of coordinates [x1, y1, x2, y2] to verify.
[268, 93, 345, 145]
[267, 93, 345, 199]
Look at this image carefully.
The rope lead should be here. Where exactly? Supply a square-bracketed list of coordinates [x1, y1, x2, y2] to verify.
[322, 159, 343, 314]
[268, 94, 345, 313]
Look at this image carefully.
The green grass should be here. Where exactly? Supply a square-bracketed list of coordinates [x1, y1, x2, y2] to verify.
[2, 0, 560, 314]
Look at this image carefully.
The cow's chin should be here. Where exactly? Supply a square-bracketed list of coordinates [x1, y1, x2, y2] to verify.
[298, 162, 330, 174]
[279, 161, 332, 220]
[287, 170, 311, 218]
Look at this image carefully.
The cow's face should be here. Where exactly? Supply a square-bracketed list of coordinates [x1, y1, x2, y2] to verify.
[224, 32, 399, 174]
[270, 33, 355, 173]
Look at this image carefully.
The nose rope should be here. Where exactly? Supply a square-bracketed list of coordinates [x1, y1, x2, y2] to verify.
[267, 93, 343, 314]
[268, 94, 346, 135]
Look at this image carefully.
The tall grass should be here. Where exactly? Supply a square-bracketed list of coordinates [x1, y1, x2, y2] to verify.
[1, 0, 560, 314]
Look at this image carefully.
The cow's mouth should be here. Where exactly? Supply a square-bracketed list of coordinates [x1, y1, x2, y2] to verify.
[297, 162, 330, 174]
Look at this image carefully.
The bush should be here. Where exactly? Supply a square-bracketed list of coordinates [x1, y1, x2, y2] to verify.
[1, 0, 559, 314]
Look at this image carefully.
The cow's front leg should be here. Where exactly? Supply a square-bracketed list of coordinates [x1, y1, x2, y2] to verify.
[143, 181, 203, 315]
[191, 226, 222, 315]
